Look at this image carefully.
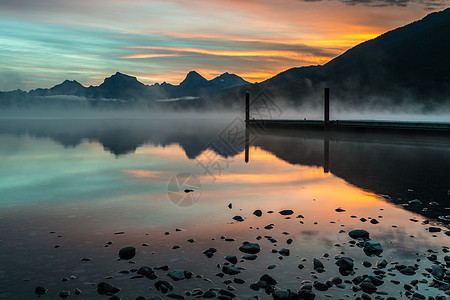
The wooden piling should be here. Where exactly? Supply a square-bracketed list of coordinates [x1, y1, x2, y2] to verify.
[245, 127, 249, 163]
[245, 91, 250, 126]
[324, 88, 330, 123]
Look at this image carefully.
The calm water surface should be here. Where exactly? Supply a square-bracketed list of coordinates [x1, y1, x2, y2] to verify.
[0, 118, 449, 299]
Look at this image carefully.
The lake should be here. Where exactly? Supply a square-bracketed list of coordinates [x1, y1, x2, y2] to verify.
[0, 117, 449, 299]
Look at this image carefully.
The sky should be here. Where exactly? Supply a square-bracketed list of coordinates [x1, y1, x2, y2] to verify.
[0, 0, 448, 91]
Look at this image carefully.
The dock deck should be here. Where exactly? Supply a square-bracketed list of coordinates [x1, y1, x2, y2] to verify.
[247, 119, 450, 133]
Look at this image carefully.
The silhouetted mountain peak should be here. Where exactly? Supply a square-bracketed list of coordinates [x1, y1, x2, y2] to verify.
[179, 71, 208, 88]
[210, 72, 250, 89]
[101, 72, 144, 88]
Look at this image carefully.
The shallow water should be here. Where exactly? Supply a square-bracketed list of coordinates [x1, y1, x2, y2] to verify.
[0, 118, 449, 299]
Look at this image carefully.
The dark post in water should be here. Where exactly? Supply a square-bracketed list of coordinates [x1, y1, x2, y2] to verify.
[245, 91, 250, 126]
[324, 88, 330, 123]
[245, 127, 249, 163]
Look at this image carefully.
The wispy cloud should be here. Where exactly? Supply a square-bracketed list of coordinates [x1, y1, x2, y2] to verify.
[0, 0, 447, 90]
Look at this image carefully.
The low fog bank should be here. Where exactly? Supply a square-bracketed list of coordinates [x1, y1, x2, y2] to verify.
[0, 94, 449, 123]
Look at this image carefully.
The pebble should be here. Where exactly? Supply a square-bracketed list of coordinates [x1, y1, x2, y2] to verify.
[253, 210, 262, 217]
[167, 270, 185, 281]
[97, 282, 120, 295]
[225, 255, 238, 264]
[348, 229, 370, 239]
[279, 209, 294, 215]
[118, 246, 136, 260]
[239, 242, 260, 254]
[222, 265, 241, 275]
[35, 286, 47, 296]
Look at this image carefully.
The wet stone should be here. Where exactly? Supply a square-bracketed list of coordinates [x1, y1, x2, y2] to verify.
[232, 216, 244, 222]
[225, 255, 238, 264]
[167, 270, 185, 281]
[349, 229, 370, 239]
[279, 210, 294, 216]
[222, 265, 241, 275]
[242, 254, 257, 260]
[98, 282, 120, 295]
[363, 241, 383, 256]
[279, 248, 290, 256]
[239, 242, 260, 254]
[313, 281, 329, 291]
[118, 246, 136, 260]
[35, 286, 47, 296]
[253, 210, 262, 217]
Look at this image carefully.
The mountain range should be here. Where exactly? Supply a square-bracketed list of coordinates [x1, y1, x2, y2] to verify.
[1, 7, 450, 111]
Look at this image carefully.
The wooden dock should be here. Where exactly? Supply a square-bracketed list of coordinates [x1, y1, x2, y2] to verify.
[248, 119, 450, 133]
[244, 90, 450, 134]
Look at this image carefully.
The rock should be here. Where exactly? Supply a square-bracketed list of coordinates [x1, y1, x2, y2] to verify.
[35, 286, 47, 296]
[118, 246, 136, 260]
[313, 258, 324, 270]
[203, 248, 217, 258]
[298, 288, 316, 299]
[279, 248, 290, 256]
[399, 267, 416, 275]
[336, 257, 354, 271]
[228, 203, 232, 209]
[298, 263, 305, 269]
[268, 264, 277, 269]
[167, 270, 185, 281]
[370, 219, 379, 224]
[313, 281, 329, 291]
[222, 265, 241, 275]
[362, 261, 372, 268]
[360, 282, 377, 294]
[232, 216, 244, 222]
[335, 208, 346, 212]
[253, 210, 262, 217]
[376, 259, 388, 269]
[260, 274, 277, 285]
[429, 227, 442, 232]
[187, 238, 195, 243]
[409, 199, 422, 205]
[273, 290, 290, 299]
[58, 291, 70, 299]
[225, 255, 238, 264]
[279, 210, 294, 215]
[154, 280, 174, 293]
[242, 254, 257, 260]
[137, 266, 151, 275]
[98, 282, 120, 295]
[363, 241, 383, 256]
[73, 288, 81, 295]
[286, 238, 293, 245]
[239, 242, 260, 254]
[264, 224, 274, 229]
[203, 290, 216, 298]
[349, 229, 370, 239]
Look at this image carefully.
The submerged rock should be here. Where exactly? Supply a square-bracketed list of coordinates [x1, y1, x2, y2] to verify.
[225, 255, 238, 264]
[222, 265, 241, 275]
[348, 229, 370, 240]
[336, 257, 354, 271]
[253, 210, 262, 217]
[118, 246, 136, 260]
[363, 241, 383, 256]
[239, 242, 260, 254]
[35, 286, 47, 296]
[167, 270, 185, 281]
[279, 210, 294, 216]
[97, 282, 120, 295]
